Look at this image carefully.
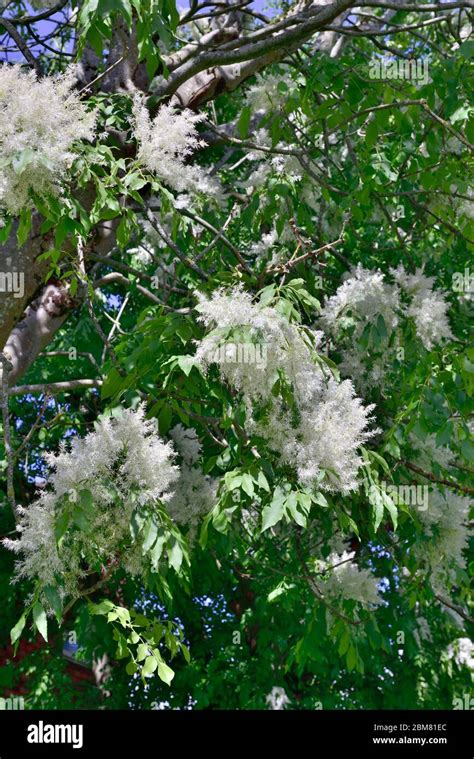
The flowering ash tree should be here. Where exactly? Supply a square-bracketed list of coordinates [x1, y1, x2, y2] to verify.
[0, 0, 472, 710]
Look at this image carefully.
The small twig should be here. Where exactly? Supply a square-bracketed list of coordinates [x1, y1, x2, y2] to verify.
[145, 208, 210, 281]
[266, 227, 346, 275]
[78, 54, 127, 95]
[14, 394, 51, 460]
[102, 291, 130, 364]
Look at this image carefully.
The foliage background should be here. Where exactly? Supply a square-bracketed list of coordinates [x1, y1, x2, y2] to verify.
[0, 0, 472, 710]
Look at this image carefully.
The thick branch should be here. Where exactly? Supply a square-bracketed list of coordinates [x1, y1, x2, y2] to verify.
[8, 379, 103, 397]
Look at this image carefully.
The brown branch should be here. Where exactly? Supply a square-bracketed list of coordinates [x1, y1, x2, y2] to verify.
[0, 16, 41, 74]
[403, 461, 474, 495]
[267, 229, 346, 275]
[8, 1, 68, 24]
[434, 593, 474, 625]
[8, 379, 103, 397]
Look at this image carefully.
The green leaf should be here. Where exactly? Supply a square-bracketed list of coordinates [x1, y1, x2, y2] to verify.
[12, 148, 37, 176]
[142, 518, 158, 553]
[286, 491, 306, 527]
[136, 643, 149, 662]
[54, 509, 71, 543]
[89, 599, 115, 615]
[150, 533, 167, 569]
[142, 655, 158, 677]
[33, 602, 48, 642]
[44, 585, 63, 622]
[126, 660, 138, 675]
[17, 209, 32, 247]
[346, 644, 357, 672]
[10, 613, 27, 645]
[79, 488, 94, 515]
[238, 105, 251, 139]
[101, 367, 124, 400]
[167, 536, 183, 572]
[72, 505, 91, 532]
[459, 40, 474, 58]
[261, 488, 286, 532]
[157, 658, 175, 685]
[241, 473, 254, 497]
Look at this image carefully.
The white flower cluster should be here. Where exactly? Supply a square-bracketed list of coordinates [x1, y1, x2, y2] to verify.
[167, 424, 218, 528]
[321, 264, 400, 391]
[416, 488, 470, 593]
[265, 686, 291, 710]
[447, 637, 474, 670]
[410, 432, 454, 471]
[4, 406, 179, 597]
[194, 287, 375, 493]
[455, 187, 474, 221]
[316, 550, 382, 608]
[391, 265, 453, 350]
[246, 72, 295, 113]
[413, 616, 432, 648]
[241, 144, 303, 196]
[320, 264, 453, 390]
[247, 223, 295, 266]
[133, 98, 220, 197]
[322, 264, 400, 335]
[0, 65, 95, 215]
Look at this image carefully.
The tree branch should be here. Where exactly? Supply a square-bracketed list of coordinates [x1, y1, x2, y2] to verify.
[8, 379, 102, 397]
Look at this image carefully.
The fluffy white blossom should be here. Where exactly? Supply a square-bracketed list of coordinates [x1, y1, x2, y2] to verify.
[415, 488, 470, 592]
[0, 65, 95, 215]
[167, 425, 218, 527]
[413, 616, 432, 648]
[316, 550, 382, 608]
[447, 637, 474, 669]
[322, 264, 400, 336]
[249, 228, 278, 260]
[456, 190, 474, 220]
[170, 424, 202, 465]
[391, 265, 453, 350]
[410, 432, 454, 471]
[246, 72, 295, 113]
[194, 287, 375, 493]
[248, 224, 294, 266]
[4, 405, 179, 597]
[320, 264, 400, 390]
[266, 686, 291, 710]
[133, 97, 220, 197]
[320, 264, 454, 389]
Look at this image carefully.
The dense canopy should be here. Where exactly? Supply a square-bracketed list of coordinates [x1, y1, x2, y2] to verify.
[0, 0, 472, 710]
